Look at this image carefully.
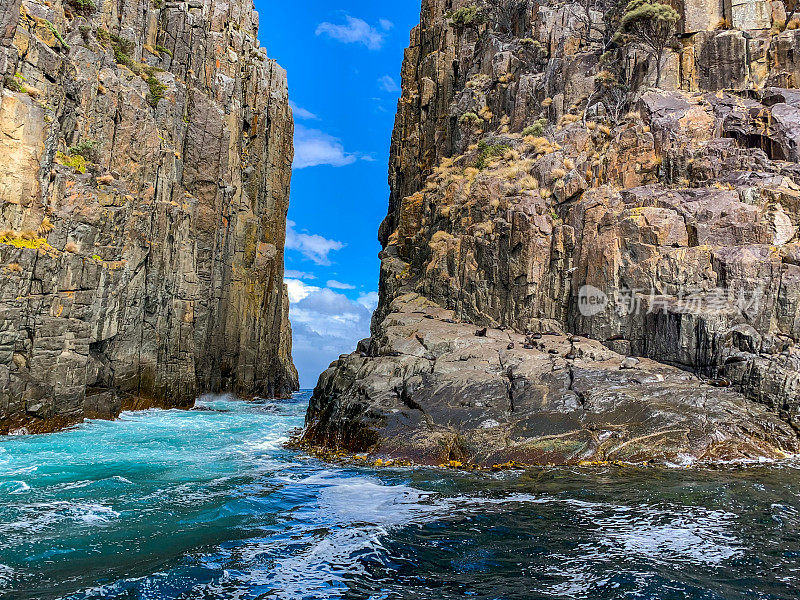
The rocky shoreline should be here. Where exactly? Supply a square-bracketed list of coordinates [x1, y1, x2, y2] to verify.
[303, 294, 799, 466]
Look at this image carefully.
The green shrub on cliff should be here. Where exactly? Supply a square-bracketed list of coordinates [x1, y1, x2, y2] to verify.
[616, 0, 679, 87]
[69, 140, 98, 161]
[96, 30, 167, 107]
[475, 140, 511, 170]
[146, 73, 166, 108]
[3, 75, 25, 93]
[44, 20, 69, 49]
[448, 5, 485, 29]
[459, 112, 481, 126]
[67, 0, 96, 14]
[523, 118, 548, 137]
[109, 34, 135, 67]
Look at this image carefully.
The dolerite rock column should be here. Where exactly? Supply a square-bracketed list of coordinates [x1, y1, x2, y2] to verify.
[304, 0, 800, 465]
[0, 0, 298, 433]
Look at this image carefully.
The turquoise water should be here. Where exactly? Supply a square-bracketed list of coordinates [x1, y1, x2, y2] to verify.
[2, 392, 800, 599]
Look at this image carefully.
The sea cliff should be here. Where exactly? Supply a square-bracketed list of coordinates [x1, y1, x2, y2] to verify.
[0, 0, 298, 433]
[304, 0, 800, 466]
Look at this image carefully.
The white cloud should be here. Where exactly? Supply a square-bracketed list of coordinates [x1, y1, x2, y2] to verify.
[379, 18, 394, 31]
[293, 124, 357, 169]
[357, 291, 380, 311]
[327, 280, 356, 290]
[285, 270, 316, 280]
[378, 75, 400, 93]
[285, 279, 321, 304]
[285, 221, 345, 266]
[289, 101, 318, 120]
[315, 15, 385, 50]
[288, 286, 375, 388]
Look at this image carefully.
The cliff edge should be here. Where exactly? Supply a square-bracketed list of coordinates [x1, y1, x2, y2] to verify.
[0, 0, 298, 434]
[303, 0, 800, 466]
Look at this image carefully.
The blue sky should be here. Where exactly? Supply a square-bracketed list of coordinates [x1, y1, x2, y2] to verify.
[256, 1, 420, 388]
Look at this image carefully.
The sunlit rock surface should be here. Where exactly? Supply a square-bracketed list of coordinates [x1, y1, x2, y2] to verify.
[0, 0, 298, 433]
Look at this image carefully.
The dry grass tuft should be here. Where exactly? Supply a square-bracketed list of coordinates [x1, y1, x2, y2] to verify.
[38, 217, 55, 235]
[522, 136, 555, 156]
[560, 114, 581, 126]
[519, 175, 539, 190]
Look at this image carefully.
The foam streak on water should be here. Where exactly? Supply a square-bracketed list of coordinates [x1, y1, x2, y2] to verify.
[1, 392, 799, 600]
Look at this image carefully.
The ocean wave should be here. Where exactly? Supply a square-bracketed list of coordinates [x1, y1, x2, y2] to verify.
[0, 565, 14, 591]
[0, 480, 30, 494]
[175, 479, 744, 600]
[4, 501, 120, 541]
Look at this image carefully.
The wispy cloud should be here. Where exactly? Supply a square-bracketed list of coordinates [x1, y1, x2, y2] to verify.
[289, 101, 318, 120]
[379, 18, 394, 31]
[316, 15, 386, 50]
[327, 280, 356, 290]
[285, 278, 321, 303]
[285, 269, 316, 280]
[293, 125, 356, 169]
[285, 221, 345, 266]
[357, 291, 380, 310]
[378, 75, 400, 93]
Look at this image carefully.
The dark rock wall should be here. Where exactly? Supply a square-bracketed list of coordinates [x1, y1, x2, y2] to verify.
[0, 0, 298, 433]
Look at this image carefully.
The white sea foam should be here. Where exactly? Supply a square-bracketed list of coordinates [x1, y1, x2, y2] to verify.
[1, 480, 30, 494]
[0, 564, 14, 589]
[248, 435, 290, 451]
[5, 501, 120, 541]
[217, 478, 744, 600]
[201, 473, 439, 598]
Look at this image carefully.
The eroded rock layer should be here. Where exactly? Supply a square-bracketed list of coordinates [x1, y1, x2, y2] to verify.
[0, 0, 298, 433]
[304, 0, 800, 465]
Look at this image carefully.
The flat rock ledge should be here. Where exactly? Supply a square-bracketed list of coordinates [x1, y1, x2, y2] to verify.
[0, 395, 195, 436]
[302, 294, 800, 467]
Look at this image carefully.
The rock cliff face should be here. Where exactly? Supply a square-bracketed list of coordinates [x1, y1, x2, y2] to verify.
[304, 0, 800, 465]
[0, 0, 298, 434]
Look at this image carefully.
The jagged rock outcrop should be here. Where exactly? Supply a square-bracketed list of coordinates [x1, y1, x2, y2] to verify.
[0, 0, 298, 433]
[304, 0, 800, 465]
[306, 293, 799, 465]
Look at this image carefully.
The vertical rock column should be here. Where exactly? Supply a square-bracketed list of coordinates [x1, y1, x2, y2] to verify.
[0, 0, 298, 433]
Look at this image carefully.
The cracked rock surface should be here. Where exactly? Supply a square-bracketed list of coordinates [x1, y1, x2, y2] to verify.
[306, 294, 799, 466]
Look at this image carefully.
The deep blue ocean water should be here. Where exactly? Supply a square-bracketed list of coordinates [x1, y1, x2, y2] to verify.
[1, 392, 800, 599]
